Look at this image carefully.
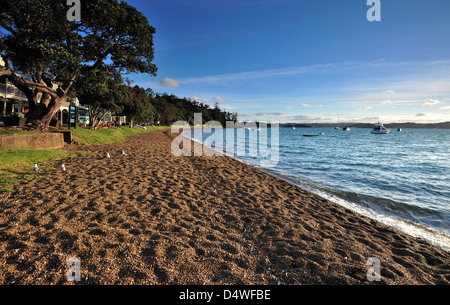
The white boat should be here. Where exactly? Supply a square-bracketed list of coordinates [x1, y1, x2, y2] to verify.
[343, 126, 351, 131]
[371, 123, 390, 134]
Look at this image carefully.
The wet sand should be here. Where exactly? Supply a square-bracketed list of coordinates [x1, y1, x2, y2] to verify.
[0, 129, 448, 284]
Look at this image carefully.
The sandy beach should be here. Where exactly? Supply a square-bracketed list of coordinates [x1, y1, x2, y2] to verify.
[0, 129, 448, 285]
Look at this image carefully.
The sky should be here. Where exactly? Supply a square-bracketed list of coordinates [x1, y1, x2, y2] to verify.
[125, 0, 450, 123]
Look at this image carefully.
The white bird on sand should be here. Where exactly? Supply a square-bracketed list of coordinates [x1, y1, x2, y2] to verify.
[106, 153, 111, 158]
[121, 151, 127, 157]
[34, 163, 40, 173]
[60, 164, 67, 172]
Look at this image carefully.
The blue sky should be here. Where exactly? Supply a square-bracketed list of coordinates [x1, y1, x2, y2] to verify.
[126, 0, 450, 123]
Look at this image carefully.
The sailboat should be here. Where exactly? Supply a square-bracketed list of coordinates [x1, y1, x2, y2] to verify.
[335, 116, 341, 130]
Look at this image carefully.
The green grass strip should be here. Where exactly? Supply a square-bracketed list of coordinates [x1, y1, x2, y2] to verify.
[70, 126, 169, 145]
[0, 149, 90, 192]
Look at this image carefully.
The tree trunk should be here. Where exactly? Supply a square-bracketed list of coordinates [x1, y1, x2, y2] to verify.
[27, 95, 68, 129]
[129, 116, 135, 128]
[89, 105, 108, 129]
[3, 60, 77, 129]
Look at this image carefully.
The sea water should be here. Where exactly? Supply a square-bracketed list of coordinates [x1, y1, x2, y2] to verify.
[185, 127, 450, 251]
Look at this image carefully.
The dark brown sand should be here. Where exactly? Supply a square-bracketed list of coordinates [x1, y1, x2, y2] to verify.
[0, 129, 448, 285]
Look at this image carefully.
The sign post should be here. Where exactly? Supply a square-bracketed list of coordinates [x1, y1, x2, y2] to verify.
[69, 106, 77, 129]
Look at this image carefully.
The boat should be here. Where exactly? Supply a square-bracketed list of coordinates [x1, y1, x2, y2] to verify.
[292, 127, 296, 130]
[303, 134, 320, 137]
[335, 127, 340, 130]
[397, 128, 402, 132]
[371, 123, 390, 134]
[343, 126, 351, 131]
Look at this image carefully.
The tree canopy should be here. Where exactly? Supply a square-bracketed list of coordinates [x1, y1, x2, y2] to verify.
[0, 0, 157, 128]
[150, 93, 237, 127]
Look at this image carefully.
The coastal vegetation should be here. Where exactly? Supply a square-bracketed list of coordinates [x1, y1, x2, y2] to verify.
[150, 92, 237, 127]
[0, 0, 233, 130]
[1, 0, 157, 128]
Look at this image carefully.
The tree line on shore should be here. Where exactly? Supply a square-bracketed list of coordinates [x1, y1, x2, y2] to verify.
[77, 69, 236, 128]
[0, 0, 234, 129]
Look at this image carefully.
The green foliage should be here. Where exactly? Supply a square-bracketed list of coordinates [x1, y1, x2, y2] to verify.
[0, 0, 157, 126]
[116, 85, 156, 124]
[151, 93, 237, 126]
[76, 68, 125, 128]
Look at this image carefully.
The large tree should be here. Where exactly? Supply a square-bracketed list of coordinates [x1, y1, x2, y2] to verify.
[118, 85, 156, 128]
[76, 69, 124, 129]
[0, 0, 157, 128]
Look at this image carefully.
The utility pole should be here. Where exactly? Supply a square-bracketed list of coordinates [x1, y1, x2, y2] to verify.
[3, 78, 7, 117]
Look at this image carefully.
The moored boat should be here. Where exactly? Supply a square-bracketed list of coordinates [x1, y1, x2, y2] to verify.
[371, 123, 390, 134]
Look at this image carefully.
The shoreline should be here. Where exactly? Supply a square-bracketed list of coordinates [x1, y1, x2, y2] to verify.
[254, 169, 450, 253]
[183, 129, 450, 252]
[0, 129, 448, 284]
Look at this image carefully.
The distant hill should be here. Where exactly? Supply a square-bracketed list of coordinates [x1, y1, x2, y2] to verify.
[278, 122, 450, 129]
[239, 122, 450, 129]
[346, 122, 450, 129]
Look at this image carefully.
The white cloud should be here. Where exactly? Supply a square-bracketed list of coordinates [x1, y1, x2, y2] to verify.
[422, 99, 441, 106]
[416, 113, 428, 117]
[439, 106, 450, 110]
[385, 90, 396, 95]
[189, 96, 210, 104]
[179, 63, 335, 85]
[159, 78, 180, 88]
[299, 103, 310, 107]
[176, 59, 450, 86]
[213, 96, 225, 104]
[255, 112, 287, 117]
[358, 106, 373, 111]
[381, 99, 393, 105]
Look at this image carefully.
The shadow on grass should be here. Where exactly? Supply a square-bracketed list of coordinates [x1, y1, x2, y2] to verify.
[0, 168, 54, 193]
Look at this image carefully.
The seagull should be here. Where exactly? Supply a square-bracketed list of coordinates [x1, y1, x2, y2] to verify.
[106, 153, 111, 159]
[34, 163, 40, 173]
[121, 151, 127, 157]
[60, 164, 67, 172]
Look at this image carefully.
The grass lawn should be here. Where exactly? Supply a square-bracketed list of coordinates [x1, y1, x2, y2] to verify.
[0, 149, 90, 192]
[0, 125, 168, 192]
[0, 129, 38, 135]
[70, 125, 169, 145]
